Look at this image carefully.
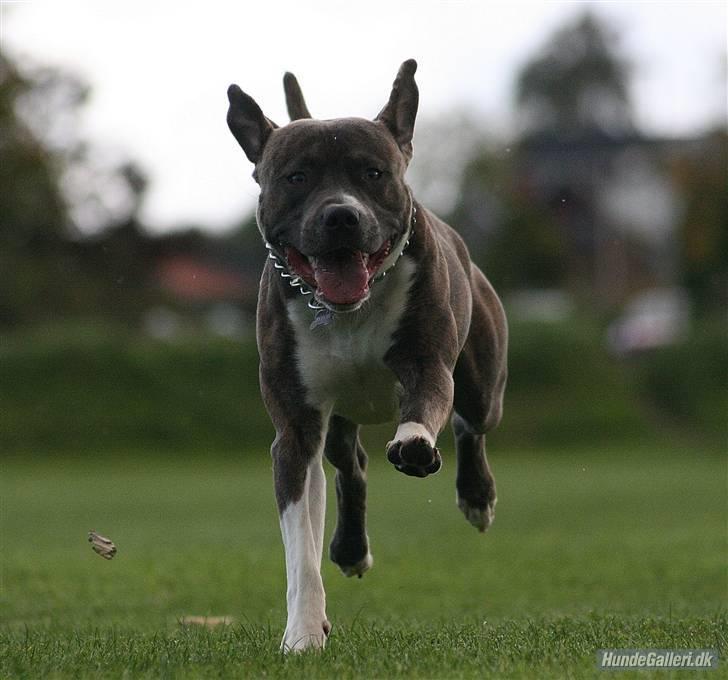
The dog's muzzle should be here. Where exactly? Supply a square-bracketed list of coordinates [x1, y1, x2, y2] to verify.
[284, 242, 392, 306]
[264, 202, 416, 315]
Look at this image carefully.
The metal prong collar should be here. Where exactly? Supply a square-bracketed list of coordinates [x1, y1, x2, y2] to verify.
[264, 243, 325, 310]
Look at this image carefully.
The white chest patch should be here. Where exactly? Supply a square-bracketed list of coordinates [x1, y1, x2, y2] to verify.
[287, 257, 416, 424]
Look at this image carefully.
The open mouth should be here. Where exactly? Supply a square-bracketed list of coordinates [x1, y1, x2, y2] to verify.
[283, 241, 391, 307]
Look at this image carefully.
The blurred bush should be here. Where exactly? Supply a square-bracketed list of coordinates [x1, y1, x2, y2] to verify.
[632, 320, 727, 433]
[503, 318, 646, 446]
[0, 324, 271, 455]
[2, 318, 723, 456]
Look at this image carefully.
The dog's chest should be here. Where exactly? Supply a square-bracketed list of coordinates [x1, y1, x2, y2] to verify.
[287, 258, 415, 424]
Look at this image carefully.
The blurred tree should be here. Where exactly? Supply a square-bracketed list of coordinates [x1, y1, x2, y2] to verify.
[451, 147, 568, 292]
[671, 129, 728, 315]
[516, 12, 632, 137]
[448, 12, 639, 302]
[0, 49, 76, 326]
[0, 46, 150, 327]
[0, 50, 70, 252]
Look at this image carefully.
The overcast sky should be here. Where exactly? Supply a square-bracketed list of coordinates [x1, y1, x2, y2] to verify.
[2, 0, 726, 232]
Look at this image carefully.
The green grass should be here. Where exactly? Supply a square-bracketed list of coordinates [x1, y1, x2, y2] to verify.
[1, 444, 726, 678]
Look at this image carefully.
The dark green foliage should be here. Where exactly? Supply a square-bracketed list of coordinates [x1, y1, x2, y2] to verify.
[0, 47, 151, 328]
[633, 321, 728, 431]
[503, 319, 647, 445]
[0, 326, 271, 453]
[450, 150, 571, 293]
[2, 318, 722, 454]
[0, 52, 72, 250]
[672, 130, 728, 315]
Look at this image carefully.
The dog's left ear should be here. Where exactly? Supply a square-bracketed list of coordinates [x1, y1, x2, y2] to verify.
[283, 72, 312, 120]
[375, 59, 419, 161]
[227, 84, 278, 164]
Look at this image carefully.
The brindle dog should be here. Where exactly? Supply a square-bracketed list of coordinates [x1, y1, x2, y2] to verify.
[226, 59, 507, 652]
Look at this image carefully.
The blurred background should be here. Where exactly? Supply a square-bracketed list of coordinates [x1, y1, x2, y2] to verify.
[1, 1, 725, 455]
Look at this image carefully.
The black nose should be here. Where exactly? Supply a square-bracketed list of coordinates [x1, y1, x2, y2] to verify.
[322, 204, 360, 229]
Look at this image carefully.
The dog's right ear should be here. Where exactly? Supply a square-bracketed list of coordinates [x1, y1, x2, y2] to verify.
[227, 84, 276, 164]
[283, 72, 312, 121]
[376, 59, 419, 161]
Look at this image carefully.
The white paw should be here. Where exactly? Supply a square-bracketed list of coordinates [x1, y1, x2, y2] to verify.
[281, 619, 331, 653]
[340, 552, 373, 578]
[386, 423, 442, 476]
[457, 495, 496, 533]
[392, 422, 435, 447]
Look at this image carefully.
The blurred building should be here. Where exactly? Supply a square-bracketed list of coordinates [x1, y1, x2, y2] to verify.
[514, 130, 710, 307]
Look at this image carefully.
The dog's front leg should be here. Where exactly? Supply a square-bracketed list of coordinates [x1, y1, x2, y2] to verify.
[271, 420, 331, 652]
[385, 360, 454, 477]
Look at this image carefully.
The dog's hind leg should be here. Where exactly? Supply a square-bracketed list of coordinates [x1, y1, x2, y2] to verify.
[452, 270, 507, 532]
[451, 412, 497, 532]
[324, 414, 373, 578]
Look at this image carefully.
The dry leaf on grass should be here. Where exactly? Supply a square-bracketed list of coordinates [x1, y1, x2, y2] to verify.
[88, 530, 117, 560]
[179, 616, 235, 628]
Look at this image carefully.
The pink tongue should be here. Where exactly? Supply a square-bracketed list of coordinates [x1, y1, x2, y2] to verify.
[312, 251, 369, 305]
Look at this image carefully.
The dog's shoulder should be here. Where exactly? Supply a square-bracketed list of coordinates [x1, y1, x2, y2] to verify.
[415, 206, 474, 274]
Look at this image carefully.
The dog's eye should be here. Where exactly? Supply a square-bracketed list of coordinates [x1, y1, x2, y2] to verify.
[287, 172, 307, 184]
[365, 168, 383, 180]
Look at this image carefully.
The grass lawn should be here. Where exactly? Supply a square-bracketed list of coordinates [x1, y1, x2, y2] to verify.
[1, 442, 725, 678]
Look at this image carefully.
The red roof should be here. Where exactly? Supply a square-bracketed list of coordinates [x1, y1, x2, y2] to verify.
[155, 256, 247, 302]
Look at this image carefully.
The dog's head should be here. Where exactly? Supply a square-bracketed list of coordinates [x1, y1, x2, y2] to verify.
[227, 60, 419, 311]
